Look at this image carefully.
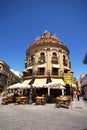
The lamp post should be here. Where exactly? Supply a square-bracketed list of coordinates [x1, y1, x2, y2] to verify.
[29, 55, 35, 104]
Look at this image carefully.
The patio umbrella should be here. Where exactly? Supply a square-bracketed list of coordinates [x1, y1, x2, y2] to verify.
[59, 86, 66, 95]
[32, 84, 44, 88]
[19, 84, 31, 89]
[71, 84, 77, 89]
[7, 83, 22, 89]
[59, 86, 66, 89]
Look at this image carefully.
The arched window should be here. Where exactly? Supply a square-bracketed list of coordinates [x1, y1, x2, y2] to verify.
[40, 52, 45, 57]
[39, 52, 45, 64]
[0, 66, 2, 71]
[52, 52, 57, 57]
[63, 55, 65, 65]
[63, 55, 67, 66]
[51, 52, 58, 64]
[31, 55, 35, 65]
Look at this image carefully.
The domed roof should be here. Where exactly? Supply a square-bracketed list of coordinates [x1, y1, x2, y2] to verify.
[33, 31, 60, 44]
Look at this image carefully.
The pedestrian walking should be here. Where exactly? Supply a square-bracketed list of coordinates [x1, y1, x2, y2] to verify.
[76, 90, 80, 101]
[74, 90, 76, 98]
[70, 88, 74, 101]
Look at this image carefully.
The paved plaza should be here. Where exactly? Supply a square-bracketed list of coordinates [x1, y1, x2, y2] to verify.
[0, 97, 87, 130]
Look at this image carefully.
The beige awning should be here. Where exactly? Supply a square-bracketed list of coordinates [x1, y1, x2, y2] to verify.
[51, 78, 65, 86]
[38, 64, 45, 68]
[71, 84, 77, 88]
[7, 83, 22, 89]
[23, 66, 32, 72]
[22, 79, 31, 85]
[34, 78, 47, 85]
[52, 64, 60, 68]
[27, 66, 32, 69]
[32, 78, 47, 88]
[64, 66, 70, 70]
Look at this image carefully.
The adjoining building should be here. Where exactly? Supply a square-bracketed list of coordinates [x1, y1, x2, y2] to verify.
[23, 31, 75, 92]
[83, 53, 87, 64]
[0, 60, 20, 92]
[80, 52, 87, 95]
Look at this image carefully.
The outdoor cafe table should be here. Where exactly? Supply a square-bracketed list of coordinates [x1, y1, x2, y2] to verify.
[56, 96, 72, 108]
[16, 96, 28, 104]
[1, 94, 14, 104]
[35, 96, 46, 105]
[2, 96, 8, 104]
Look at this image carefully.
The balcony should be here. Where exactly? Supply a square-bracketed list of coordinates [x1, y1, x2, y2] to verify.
[0, 70, 9, 77]
[37, 71, 45, 75]
[23, 71, 32, 77]
[0, 79, 7, 86]
[29, 62, 34, 66]
[38, 57, 45, 64]
[52, 72, 58, 75]
[63, 60, 68, 67]
[51, 57, 58, 64]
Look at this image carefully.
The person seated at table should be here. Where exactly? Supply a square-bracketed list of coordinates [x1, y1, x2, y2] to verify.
[23, 89, 28, 96]
[1, 91, 7, 97]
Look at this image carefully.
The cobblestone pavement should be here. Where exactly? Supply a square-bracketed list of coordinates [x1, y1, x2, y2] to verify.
[0, 97, 87, 130]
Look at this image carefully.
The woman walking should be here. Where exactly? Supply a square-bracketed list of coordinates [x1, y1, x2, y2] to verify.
[76, 90, 80, 101]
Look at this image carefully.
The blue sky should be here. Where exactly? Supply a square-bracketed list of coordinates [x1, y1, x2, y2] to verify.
[0, 0, 87, 79]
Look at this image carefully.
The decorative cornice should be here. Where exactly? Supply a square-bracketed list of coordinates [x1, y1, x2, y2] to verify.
[26, 42, 69, 55]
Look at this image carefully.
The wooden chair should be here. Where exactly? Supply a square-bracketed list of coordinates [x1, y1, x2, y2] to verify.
[41, 97, 46, 105]
[16, 97, 22, 104]
[35, 97, 42, 105]
[56, 96, 72, 108]
[21, 96, 28, 104]
[2, 97, 8, 105]
[7, 96, 13, 103]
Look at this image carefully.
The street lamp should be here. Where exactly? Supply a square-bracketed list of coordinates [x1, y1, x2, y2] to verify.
[29, 55, 35, 104]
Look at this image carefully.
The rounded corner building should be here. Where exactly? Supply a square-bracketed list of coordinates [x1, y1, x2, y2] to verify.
[23, 31, 74, 90]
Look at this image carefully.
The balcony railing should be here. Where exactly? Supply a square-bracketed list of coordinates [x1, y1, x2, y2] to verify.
[51, 57, 58, 64]
[38, 57, 45, 64]
[23, 72, 32, 77]
[52, 72, 58, 75]
[0, 70, 9, 76]
[36, 71, 45, 75]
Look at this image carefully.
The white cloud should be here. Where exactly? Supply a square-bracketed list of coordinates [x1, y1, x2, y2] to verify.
[11, 69, 23, 77]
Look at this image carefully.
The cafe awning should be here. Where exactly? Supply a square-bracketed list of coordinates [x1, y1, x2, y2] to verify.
[71, 84, 77, 88]
[51, 78, 65, 86]
[32, 78, 47, 88]
[22, 79, 31, 85]
[34, 78, 47, 85]
[7, 83, 22, 89]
